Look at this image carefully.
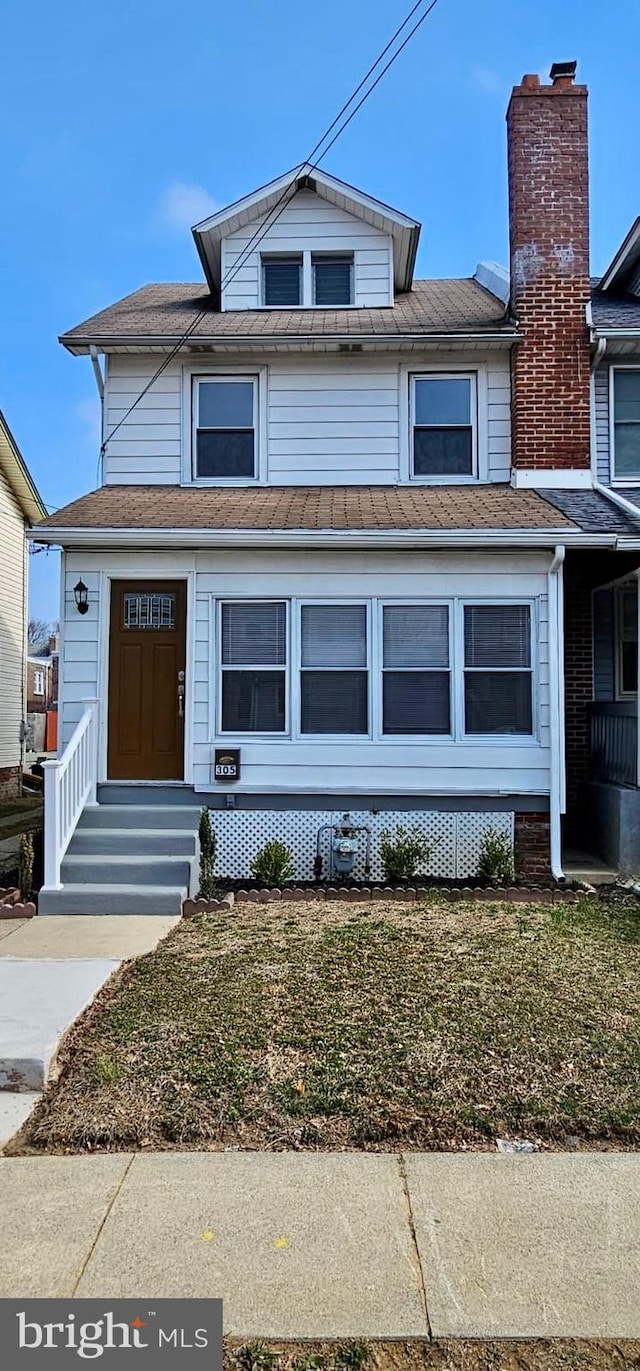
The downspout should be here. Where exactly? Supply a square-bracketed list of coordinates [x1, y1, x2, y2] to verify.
[548, 544, 566, 880]
[590, 334, 640, 522]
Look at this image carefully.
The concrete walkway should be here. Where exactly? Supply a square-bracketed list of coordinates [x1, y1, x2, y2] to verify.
[0, 916, 179, 1103]
[0, 1151, 638, 1339]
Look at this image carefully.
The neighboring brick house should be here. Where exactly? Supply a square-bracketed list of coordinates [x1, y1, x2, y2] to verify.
[31, 61, 640, 913]
[0, 412, 46, 799]
[27, 635, 59, 713]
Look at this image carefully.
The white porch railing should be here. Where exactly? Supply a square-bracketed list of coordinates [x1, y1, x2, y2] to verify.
[42, 698, 99, 890]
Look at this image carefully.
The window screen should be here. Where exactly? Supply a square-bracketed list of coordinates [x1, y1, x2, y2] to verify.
[413, 376, 474, 477]
[313, 255, 353, 306]
[196, 378, 256, 478]
[464, 604, 533, 734]
[382, 605, 450, 734]
[300, 604, 367, 733]
[220, 602, 286, 733]
[262, 257, 302, 306]
[613, 370, 640, 477]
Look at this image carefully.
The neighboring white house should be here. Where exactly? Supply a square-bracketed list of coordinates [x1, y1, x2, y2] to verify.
[32, 63, 640, 912]
[0, 411, 46, 798]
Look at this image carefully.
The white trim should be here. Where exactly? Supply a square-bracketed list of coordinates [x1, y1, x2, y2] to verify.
[609, 363, 640, 484]
[32, 526, 616, 551]
[473, 261, 510, 305]
[185, 368, 267, 485]
[547, 546, 565, 879]
[511, 469, 593, 489]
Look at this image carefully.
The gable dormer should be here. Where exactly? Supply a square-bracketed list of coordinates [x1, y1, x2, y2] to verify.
[192, 169, 419, 311]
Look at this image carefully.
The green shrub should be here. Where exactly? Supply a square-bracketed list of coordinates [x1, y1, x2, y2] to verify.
[198, 807, 217, 899]
[250, 839, 295, 886]
[476, 826, 515, 884]
[19, 832, 34, 901]
[379, 825, 433, 882]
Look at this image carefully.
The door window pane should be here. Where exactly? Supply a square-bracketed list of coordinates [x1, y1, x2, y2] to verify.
[124, 593, 176, 630]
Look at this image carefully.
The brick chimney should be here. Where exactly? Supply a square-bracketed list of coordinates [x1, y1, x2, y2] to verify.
[507, 63, 591, 471]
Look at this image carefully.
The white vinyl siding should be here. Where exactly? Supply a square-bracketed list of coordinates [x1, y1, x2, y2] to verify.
[102, 353, 511, 487]
[59, 564, 101, 749]
[222, 189, 393, 310]
[0, 468, 26, 772]
[594, 365, 610, 483]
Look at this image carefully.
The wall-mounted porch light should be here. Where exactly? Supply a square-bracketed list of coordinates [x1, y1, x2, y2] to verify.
[73, 579, 89, 615]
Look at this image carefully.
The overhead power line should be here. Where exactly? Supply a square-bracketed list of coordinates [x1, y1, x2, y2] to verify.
[100, 0, 442, 458]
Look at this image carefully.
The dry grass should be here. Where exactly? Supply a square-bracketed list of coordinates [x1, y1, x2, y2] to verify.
[224, 1337, 640, 1371]
[14, 894, 640, 1155]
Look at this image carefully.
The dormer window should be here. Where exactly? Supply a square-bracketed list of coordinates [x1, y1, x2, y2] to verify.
[312, 254, 354, 306]
[262, 255, 302, 307]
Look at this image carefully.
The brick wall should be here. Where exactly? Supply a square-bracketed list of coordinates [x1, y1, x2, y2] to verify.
[0, 766, 20, 801]
[507, 69, 591, 470]
[514, 811, 551, 879]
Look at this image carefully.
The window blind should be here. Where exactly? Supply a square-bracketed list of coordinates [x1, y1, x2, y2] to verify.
[222, 602, 286, 665]
[301, 604, 367, 667]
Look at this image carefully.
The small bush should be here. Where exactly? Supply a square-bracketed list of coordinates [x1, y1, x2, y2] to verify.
[379, 825, 433, 882]
[19, 832, 34, 901]
[198, 807, 217, 899]
[250, 839, 295, 887]
[476, 826, 515, 884]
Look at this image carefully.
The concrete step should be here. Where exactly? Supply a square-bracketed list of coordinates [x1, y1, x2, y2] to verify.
[60, 855, 192, 888]
[78, 805, 201, 831]
[97, 784, 198, 807]
[38, 884, 187, 916]
[68, 828, 197, 858]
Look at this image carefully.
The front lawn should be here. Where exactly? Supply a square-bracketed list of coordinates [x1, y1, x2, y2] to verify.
[16, 894, 640, 1153]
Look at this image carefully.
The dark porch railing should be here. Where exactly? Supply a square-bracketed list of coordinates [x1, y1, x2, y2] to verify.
[590, 702, 638, 787]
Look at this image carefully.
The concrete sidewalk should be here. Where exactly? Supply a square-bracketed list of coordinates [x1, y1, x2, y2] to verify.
[0, 1151, 638, 1339]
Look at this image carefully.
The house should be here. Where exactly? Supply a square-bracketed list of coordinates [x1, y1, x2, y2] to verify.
[0, 412, 46, 798]
[27, 636, 59, 714]
[32, 61, 640, 913]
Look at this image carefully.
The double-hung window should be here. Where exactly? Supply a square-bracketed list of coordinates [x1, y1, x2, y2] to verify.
[312, 254, 354, 305]
[612, 368, 640, 480]
[194, 376, 257, 479]
[382, 605, 451, 734]
[262, 255, 302, 306]
[463, 604, 533, 735]
[300, 604, 368, 734]
[220, 601, 287, 733]
[33, 669, 44, 696]
[616, 586, 638, 696]
[412, 374, 476, 478]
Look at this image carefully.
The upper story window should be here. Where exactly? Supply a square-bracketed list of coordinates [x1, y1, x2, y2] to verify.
[262, 255, 302, 307]
[612, 368, 640, 480]
[33, 669, 44, 696]
[194, 376, 257, 480]
[312, 254, 354, 306]
[411, 374, 476, 480]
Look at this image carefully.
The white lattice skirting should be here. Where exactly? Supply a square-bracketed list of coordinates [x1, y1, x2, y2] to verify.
[208, 809, 514, 881]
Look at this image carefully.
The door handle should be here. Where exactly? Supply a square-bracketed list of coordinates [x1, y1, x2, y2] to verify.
[177, 670, 185, 719]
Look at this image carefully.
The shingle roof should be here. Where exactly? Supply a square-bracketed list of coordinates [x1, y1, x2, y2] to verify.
[36, 484, 575, 534]
[539, 487, 640, 535]
[60, 279, 513, 348]
[591, 286, 640, 331]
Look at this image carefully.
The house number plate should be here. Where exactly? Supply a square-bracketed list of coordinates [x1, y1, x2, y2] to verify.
[214, 748, 241, 782]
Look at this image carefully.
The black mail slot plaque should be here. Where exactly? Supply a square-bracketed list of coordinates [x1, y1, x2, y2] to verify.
[214, 748, 240, 782]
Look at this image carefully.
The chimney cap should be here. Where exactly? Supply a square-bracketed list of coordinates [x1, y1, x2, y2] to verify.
[550, 60, 577, 83]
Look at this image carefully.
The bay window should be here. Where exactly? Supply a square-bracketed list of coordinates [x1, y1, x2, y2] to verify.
[194, 376, 257, 479]
[463, 604, 533, 735]
[382, 604, 450, 734]
[220, 601, 286, 733]
[301, 604, 368, 734]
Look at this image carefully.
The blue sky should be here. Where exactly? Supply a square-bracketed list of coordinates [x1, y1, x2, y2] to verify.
[2, 0, 639, 620]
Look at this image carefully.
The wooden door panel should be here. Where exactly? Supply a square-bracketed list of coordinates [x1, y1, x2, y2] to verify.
[108, 581, 186, 780]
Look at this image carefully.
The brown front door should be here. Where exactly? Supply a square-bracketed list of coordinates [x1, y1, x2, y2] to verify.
[108, 580, 186, 780]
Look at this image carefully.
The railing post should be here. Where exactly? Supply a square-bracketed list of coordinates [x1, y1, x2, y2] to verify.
[82, 697, 100, 807]
[42, 759, 62, 890]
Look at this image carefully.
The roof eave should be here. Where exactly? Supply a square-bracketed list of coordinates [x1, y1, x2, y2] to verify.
[29, 525, 608, 551]
[60, 329, 518, 356]
[599, 217, 640, 293]
[0, 412, 46, 522]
